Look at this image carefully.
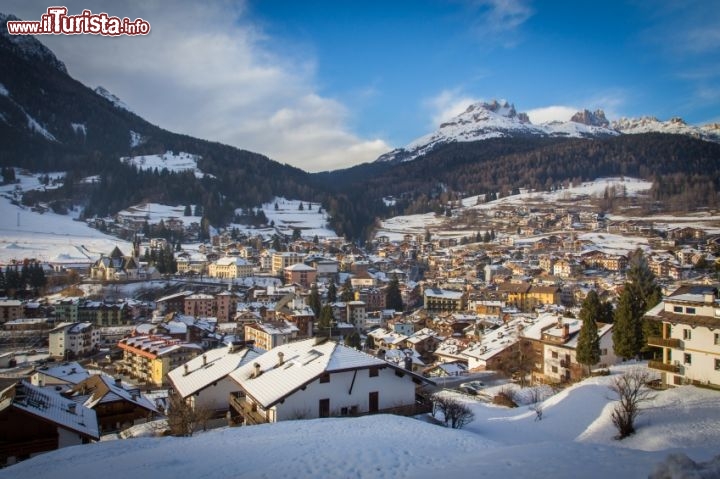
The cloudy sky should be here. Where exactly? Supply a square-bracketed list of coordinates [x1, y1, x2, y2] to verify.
[5, 1, 720, 172]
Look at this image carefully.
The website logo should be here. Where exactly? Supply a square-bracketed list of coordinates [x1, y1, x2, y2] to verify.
[6, 7, 151, 36]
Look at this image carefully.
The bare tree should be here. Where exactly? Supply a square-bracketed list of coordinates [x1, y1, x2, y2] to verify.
[166, 391, 213, 437]
[431, 393, 475, 429]
[608, 368, 656, 439]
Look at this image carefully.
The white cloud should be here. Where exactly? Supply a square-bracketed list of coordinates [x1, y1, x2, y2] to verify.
[467, 0, 534, 47]
[525, 106, 577, 124]
[4, 1, 389, 172]
[425, 89, 481, 127]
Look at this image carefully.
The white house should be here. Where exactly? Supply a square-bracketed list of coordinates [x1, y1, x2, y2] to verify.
[208, 257, 254, 279]
[48, 322, 100, 359]
[645, 284, 720, 388]
[167, 343, 264, 416]
[227, 338, 426, 424]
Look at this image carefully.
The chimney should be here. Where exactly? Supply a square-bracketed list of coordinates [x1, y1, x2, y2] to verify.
[183, 364, 189, 376]
[202, 354, 207, 366]
[115, 377, 122, 387]
[253, 362, 262, 378]
[68, 403, 76, 414]
[563, 323, 570, 340]
[704, 292, 715, 305]
[277, 351, 284, 367]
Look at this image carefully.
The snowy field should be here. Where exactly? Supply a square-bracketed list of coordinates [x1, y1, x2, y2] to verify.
[230, 197, 337, 240]
[3, 364, 719, 478]
[120, 151, 209, 179]
[116, 203, 202, 226]
[0, 171, 131, 265]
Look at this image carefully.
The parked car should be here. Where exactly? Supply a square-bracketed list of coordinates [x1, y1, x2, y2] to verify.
[459, 380, 485, 395]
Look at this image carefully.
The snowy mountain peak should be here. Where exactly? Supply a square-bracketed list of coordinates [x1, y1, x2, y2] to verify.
[570, 109, 609, 128]
[376, 100, 720, 164]
[377, 99, 618, 164]
[94, 86, 132, 112]
[0, 13, 68, 73]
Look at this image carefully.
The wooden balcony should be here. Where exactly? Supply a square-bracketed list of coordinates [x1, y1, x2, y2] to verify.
[647, 337, 681, 348]
[648, 360, 680, 374]
[0, 437, 57, 458]
[228, 391, 268, 425]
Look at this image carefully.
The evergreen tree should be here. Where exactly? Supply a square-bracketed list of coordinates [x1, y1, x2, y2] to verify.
[0, 268, 5, 293]
[385, 278, 404, 312]
[340, 277, 354, 302]
[292, 228, 301, 241]
[613, 287, 643, 359]
[308, 283, 321, 318]
[327, 280, 337, 304]
[298, 202, 304, 211]
[345, 331, 362, 350]
[184, 204, 192, 216]
[613, 249, 663, 358]
[577, 291, 602, 376]
[317, 304, 334, 333]
[194, 204, 203, 216]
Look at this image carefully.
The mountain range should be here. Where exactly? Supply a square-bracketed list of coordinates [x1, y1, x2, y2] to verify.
[376, 100, 720, 164]
[3, 11, 720, 242]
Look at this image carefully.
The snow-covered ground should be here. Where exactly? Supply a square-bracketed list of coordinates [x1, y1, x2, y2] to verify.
[0, 170, 130, 265]
[229, 197, 337, 240]
[120, 151, 209, 179]
[376, 177, 720, 245]
[3, 365, 719, 478]
[116, 203, 202, 226]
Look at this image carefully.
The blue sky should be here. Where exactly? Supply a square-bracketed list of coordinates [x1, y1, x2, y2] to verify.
[5, 1, 720, 171]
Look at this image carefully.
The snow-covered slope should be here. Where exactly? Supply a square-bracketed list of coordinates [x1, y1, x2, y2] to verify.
[377, 99, 720, 164]
[4, 365, 719, 479]
[612, 116, 720, 143]
[120, 151, 208, 178]
[94, 86, 133, 113]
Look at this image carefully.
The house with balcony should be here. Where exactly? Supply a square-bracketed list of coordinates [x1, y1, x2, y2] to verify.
[226, 338, 427, 425]
[48, 322, 100, 359]
[167, 343, 263, 420]
[117, 335, 202, 386]
[645, 285, 720, 388]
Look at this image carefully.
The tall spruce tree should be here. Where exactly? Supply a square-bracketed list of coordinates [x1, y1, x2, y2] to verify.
[308, 283, 321, 318]
[340, 277, 354, 302]
[385, 278, 404, 312]
[318, 304, 334, 335]
[613, 249, 662, 359]
[577, 290, 602, 376]
[327, 280, 337, 303]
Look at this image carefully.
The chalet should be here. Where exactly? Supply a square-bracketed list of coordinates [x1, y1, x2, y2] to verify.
[0, 381, 99, 466]
[167, 343, 264, 420]
[63, 375, 159, 433]
[645, 285, 720, 388]
[227, 338, 427, 424]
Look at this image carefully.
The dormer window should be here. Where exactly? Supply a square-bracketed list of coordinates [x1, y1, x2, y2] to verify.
[686, 307, 696, 315]
[673, 306, 683, 313]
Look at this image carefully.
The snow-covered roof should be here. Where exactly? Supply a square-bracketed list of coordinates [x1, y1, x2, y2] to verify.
[1, 380, 99, 440]
[33, 362, 91, 385]
[229, 338, 387, 408]
[66, 374, 157, 413]
[168, 345, 264, 398]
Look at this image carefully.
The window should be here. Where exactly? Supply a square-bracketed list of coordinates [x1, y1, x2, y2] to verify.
[715, 333, 720, 346]
[551, 366, 558, 373]
[369, 367, 379, 377]
[715, 359, 720, 371]
[684, 353, 692, 365]
[551, 351, 558, 359]
[683, 329, 692, 340]
[673, 306, 683, 313]
[601, 348, 607, 356]
[319, 373, 330, 383]
[673, 375, 683, 385]
[686, 307, 696, 315]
